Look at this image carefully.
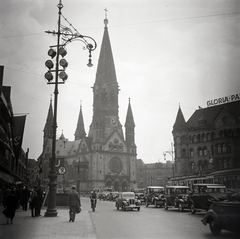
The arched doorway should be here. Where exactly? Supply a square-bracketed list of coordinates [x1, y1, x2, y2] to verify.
[122, 181, 128, 192]
[114, 181, 120, 191]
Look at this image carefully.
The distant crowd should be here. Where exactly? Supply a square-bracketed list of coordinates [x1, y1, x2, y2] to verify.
[0, 183, 45, 224]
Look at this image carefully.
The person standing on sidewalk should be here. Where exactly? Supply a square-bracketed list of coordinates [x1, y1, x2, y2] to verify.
[36, 186, 43, 216]
[5, 187, 18, 224]
[30, 186, 38, 217]
[67, 185, 81, 222]
[20, 185, 30, 211]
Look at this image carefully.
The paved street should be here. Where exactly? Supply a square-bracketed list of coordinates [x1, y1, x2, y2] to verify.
[0, 197, 239, 239]
[91, 199, 240, 239]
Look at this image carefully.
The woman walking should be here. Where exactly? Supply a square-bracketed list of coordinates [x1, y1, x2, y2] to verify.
[67, 185, 81, 222]
[5, 187, 18, 224]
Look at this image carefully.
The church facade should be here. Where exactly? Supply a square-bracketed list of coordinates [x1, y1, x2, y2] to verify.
[38, 17, 137, 193]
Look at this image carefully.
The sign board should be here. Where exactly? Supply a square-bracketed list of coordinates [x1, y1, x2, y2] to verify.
[207, 93, 240, 107]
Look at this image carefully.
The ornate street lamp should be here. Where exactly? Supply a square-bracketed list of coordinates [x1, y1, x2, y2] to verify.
[44, 0, 96, 217]
[163, 143, 175, 178]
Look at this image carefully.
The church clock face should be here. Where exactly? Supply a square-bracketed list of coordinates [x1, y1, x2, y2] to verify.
[109, 157, 122, 174]
[110, 117, 117, 126]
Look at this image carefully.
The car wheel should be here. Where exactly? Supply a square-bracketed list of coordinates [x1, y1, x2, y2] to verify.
[122, 205, 126, 211]
[178, 202, 184, 212]
[138, 207, 140, 211]
[164, 201, 168, 210]
[154, 200, 158, 208]
[116, 204, 119, 210]
[209, 218, 221, 236]
[145, 201, 149, 207]
[190, 203, 196, 214]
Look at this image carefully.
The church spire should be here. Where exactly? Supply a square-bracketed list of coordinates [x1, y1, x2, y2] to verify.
[89, 13, 122, 141]
[43, 97, 53, 139]
[75, 102, 86, 140]
[125, 98, 135, 146]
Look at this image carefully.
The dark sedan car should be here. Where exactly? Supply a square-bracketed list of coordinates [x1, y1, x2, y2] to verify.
[115, 192, 141, 211]
[202, 191, 240, 235]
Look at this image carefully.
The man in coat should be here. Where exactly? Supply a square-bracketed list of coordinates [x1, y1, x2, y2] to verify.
[67, 185, 81, 222]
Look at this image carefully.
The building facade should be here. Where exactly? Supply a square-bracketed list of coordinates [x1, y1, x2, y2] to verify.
[171, 100, 240, 191]
[39, 17, 137, 193]
[0, 65, 28, 187]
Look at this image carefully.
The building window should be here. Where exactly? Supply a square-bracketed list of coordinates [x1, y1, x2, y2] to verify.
[193, 135, 197, 143]
[197, 134, 201, 142]
[222, 144, 226, 153]
[198, 147, 203, 157]
[190, 148, 194, 158]
[202, 133, 206, 141]
[217, 144, 221, 154]
[203, 147, 208, 156]
[227, 143, 231, 153]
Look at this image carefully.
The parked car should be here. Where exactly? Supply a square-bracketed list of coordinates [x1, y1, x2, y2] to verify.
[115, 192, 141, 211]
[98, 191, 110, 200]
[189, 184, 227, 214]
[163, 185, 190, 211]
[202, 191, 240, 235]
[108, 191, 119, 201]
[133, 188, 146, 204]
[145, 186, 165, 208]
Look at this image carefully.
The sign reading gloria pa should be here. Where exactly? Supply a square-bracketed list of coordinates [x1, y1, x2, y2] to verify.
[207, 93, 240, 107]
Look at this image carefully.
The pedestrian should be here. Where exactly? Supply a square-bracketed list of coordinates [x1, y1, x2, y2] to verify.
[30, 186, 38, 217]
[36, 186, 43, 216]
[5, 187, 18, 224]
[2, 184, 11, 207]
[67, 185, 81, 222]
[20, 185, 30, 211]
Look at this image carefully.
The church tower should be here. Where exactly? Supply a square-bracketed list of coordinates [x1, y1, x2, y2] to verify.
[74, 102, 86, 140]
[84, 15, 137, 191]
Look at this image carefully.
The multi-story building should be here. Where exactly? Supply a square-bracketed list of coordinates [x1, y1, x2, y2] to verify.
[171, 97, 240, 191]
[0, 65, 28, 187]
[136, 159, 173, 188]
[39, 16, 137, 194]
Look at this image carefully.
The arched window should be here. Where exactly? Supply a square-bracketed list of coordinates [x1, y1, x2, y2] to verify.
[182, 148, 186, 158]
[191, 162, 195, 172]
[222, 144, 227, 153]
[197, 134, 201, 142]
[203, 147, 208, 156]
[198, 147, 203, 157]
[190, 148, 194, 158]
[202, 133, 206, 142]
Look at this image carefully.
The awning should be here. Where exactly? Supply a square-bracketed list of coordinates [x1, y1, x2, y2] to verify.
[0, 171, 14, 182]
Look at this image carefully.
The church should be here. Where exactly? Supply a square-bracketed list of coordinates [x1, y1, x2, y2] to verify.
[38, 17, 137, 194]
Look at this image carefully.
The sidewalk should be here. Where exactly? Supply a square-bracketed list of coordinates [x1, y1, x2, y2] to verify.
[0, 198, 97, 239]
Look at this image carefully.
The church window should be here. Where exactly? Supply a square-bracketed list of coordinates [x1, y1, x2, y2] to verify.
[109, 157, 123, 174]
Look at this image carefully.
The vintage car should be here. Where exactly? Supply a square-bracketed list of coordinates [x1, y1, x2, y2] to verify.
[145, 186, 165, 208]
[115, 192, 141, 211]
[108, 191, 119, 201]
[133, 188, 146, 204]
[202, 191, 240, 235]
[163, 185, 190, 211]
[189, 183, 228, 214]
[98, 191, 110, 200]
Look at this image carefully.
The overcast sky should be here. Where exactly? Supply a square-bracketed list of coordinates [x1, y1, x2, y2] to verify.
[1, 0, 240, 163]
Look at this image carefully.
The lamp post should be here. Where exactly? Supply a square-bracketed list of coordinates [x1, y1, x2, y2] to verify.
[44, 0, 96, 217]
[163, 143, 175, 178]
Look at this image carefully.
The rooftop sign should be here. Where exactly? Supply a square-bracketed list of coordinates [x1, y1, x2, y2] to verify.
[207, 93, 240, 107]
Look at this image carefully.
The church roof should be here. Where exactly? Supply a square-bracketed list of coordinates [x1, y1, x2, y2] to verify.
[173, 106, 186, 132]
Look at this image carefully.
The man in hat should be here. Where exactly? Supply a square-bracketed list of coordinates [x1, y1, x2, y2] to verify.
[67, 185, 81, 222]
